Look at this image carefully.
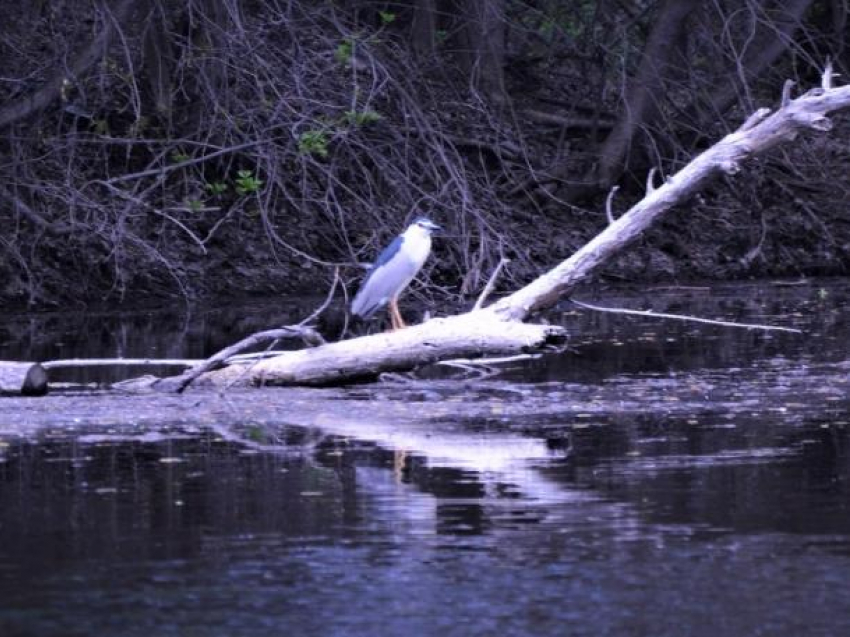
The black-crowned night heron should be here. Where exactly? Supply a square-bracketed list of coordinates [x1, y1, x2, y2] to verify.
[352, 218, 441, 330]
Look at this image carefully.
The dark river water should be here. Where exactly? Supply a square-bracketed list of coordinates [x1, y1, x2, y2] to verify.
[1, 280, 849, 636]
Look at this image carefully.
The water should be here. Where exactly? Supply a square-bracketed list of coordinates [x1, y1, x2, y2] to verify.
[1, 280, 849, 636]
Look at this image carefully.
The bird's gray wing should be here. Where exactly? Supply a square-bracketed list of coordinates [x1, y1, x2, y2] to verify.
[351, 252, 419, 318]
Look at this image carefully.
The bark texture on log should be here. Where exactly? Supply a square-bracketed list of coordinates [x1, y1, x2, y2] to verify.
[0, 362, 48, 396]
[198, 314, 565, 387]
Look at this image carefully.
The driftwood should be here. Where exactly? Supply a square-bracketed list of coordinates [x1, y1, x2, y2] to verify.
[489, 65, 847, 321]
[184, 67, 849, 389]
[0, 362, 48, 396]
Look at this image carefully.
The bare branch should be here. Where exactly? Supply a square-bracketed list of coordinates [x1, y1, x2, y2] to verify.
[157, 271, 339, 392]
[0, 185, 73, 236]
[155, 325, 325, 393]
[781, 80, 796, 107]
[822, 58, 836, 90]
[473, 258, 510, 310]
[100, 140, 266, 186]
[645, 167, 658, 194]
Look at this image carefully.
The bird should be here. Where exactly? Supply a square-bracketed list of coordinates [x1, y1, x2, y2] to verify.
[351, 217, 441, 330]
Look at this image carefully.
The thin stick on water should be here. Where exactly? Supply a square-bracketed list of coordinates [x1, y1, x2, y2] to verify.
[571, 299, 803, 333]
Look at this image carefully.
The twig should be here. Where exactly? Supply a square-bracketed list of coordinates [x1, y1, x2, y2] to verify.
[522, 109, 616, 130]
[299, 268, 340, 327]
[100, 181, 208, 253]
[159, 270, 340, 393]
[781, 79, 796, 107]
[473, 258, 510, 310]
[822, 58, 837, 90]
[645, 167, 658, 193]
[437, 353, 541, 380]
[570, 299, 803, 333]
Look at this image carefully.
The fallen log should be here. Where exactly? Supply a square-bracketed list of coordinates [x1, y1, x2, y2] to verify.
[0, 361, 48, 396]
[195, 314, 565, 387]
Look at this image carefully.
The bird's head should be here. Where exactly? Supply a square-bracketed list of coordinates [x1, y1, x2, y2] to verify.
[411, 218, 441, 234]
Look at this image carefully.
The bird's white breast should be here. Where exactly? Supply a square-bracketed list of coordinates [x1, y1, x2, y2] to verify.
[401, 225, 432, 268]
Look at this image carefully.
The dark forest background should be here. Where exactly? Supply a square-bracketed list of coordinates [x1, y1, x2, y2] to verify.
[1, 0, 848, 309]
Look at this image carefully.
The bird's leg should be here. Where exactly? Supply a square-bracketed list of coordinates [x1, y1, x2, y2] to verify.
[389, 297, 407, 330]
[393, 449, 408, 482]
[385, 301, 398, 332]
[389, 298, 400, 330]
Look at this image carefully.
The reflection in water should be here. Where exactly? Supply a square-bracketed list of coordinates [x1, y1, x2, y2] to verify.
[1, 280, 850, 636]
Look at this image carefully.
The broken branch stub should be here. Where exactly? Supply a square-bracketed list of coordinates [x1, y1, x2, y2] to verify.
[0, 362, 48, 396]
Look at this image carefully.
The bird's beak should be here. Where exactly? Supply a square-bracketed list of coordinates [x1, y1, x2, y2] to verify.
[425, 221, 442, 233]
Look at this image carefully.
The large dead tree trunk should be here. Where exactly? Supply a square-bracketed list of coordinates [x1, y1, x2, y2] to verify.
[185, 68, 850, 389]
[0, 0, 136, 128]
[562, 0, 813, 202]
[196, 316, 564, 387]
[411, 0, 438, 58]
[448, 0, 507, 103]
[590, 0, 697, 193]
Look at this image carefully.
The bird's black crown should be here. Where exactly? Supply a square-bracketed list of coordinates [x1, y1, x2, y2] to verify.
[412, 218, 441, 232]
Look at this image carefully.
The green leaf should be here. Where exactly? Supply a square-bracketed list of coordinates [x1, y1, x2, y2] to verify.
[298, 129, 329, 158]
[335, 38, 354, 65]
